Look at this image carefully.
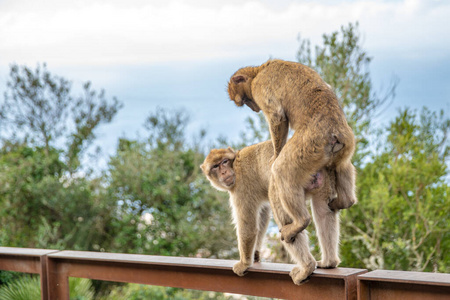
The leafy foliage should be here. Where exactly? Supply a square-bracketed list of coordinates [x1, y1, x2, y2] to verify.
[341, 108, 449, 272]
[0, 276, 41, 300]
[0, 63, 122, 172]
[0, 64, 120, 250]
[0, 142, 117, 250]
[0, 276, 94, 300]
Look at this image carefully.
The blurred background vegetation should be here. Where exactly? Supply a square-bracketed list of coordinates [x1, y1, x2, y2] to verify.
[0, 23, 448, 299]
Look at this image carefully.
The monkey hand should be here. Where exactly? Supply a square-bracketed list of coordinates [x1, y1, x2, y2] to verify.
[233, 261, 251, 276]
[254, 250, 261, 262]
[280, 218, 311, 243]
[328, 196, 356, 210]
[280, 224, 300, 243]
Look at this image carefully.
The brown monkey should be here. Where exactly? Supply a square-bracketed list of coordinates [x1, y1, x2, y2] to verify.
[201, 141, 341, 285]
[228, 59, 357, 244]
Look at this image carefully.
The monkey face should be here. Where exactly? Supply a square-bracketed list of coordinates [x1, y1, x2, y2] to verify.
[227, 79, 246, 107]
[228, 75, 261, 112]
[201, 148, 237, 191]
[213, 158, 236, 187]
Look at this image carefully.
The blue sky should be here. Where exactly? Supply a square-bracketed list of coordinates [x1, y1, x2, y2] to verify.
[1, 0, 449, 163]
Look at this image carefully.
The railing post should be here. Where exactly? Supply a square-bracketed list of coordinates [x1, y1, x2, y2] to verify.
[357, 270, 450, 300]
[46, 256, 70, 300]
[40, 254, 49, 300]
[357, 276, 369, 300]
[0, 247, 60, 300]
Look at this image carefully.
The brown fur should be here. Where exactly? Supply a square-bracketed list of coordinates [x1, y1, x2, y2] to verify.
[228, 59, 357, 250]
[200, 141, 341, 285]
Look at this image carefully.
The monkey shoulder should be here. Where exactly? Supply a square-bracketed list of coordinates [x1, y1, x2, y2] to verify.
[233, 144, 271, 188]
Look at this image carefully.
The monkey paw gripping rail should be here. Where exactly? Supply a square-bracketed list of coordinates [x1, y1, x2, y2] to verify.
[0, 247, 449, 300]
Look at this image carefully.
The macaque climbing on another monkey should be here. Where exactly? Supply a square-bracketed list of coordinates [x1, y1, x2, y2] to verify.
[201, 141, 341, 285]
[227, 59, 357, 247]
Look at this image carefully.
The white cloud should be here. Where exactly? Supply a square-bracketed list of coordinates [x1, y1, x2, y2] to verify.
[0, 0, 449, 66]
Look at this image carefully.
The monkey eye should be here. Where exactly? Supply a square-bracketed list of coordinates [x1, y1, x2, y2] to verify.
[222, 159, 229, 165]
[212, 164, 219, 169]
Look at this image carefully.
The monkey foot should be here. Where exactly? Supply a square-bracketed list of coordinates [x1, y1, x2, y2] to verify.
[290, 263, 316, 285]
[254, 250, 261, 263]
[280, 221, 309, 243]
[326, 134, 345, 154]
[328, 196, 356, 210]
[317, 258, 340, 269]
[280, 224, 300, 243]
[233, 261, 251, 276]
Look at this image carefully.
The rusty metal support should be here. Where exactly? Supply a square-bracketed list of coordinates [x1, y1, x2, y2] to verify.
[358, 269, 450, 300]
[0, 247, 60, 300]
[46, 251, 366, 300]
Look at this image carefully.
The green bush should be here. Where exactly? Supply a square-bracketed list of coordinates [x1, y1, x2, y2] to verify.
[0, 276, 94, 300]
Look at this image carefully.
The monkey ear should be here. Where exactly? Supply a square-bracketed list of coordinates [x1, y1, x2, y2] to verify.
[231, 75, 247, 84]
[227, 147, 237, 159]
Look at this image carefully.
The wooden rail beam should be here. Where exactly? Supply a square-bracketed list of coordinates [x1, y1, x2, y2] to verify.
[358, 269, 450, 300]
[46, 250, 366, 300]
[0, 247, 60, 300]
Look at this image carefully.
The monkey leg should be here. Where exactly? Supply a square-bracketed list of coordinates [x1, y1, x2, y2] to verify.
[271, 171, 309, 244]
[269, 180, 316, 284]
[232, 203, 259, 276]
[311, 190, 341, 268]
[271, 132, 327, 243]
[329, 160, 357, 210]
[254, 204, 271, 262]
[268, 179, 293, 227]
[282, 231, 317, 285]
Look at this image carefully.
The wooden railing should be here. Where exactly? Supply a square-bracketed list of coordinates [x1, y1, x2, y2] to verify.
[0, 247, 449, 300]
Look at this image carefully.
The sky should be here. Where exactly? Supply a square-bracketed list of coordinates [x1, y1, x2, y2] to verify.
[1, 0, 449, 164]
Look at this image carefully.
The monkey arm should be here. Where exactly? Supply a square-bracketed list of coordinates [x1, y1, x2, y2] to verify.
[232, 202, 259, 276]
[268, 118, 289, 162]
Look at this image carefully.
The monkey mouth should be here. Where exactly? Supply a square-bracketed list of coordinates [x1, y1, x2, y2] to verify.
[243, 98, 261, 112]
[223, 176, 235, 186]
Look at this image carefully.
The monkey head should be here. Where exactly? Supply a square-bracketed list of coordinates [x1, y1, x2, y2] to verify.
[227, 68, 261, 113]
[200, 147, 237, 191]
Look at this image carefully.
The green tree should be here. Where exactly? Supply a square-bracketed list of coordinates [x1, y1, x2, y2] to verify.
[341, 108, 449, 272]
[107, 108, 236, 257]
[0, 63, 122, 172]
[0, 142, 117, 250]
[0, 64, 121, 250]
